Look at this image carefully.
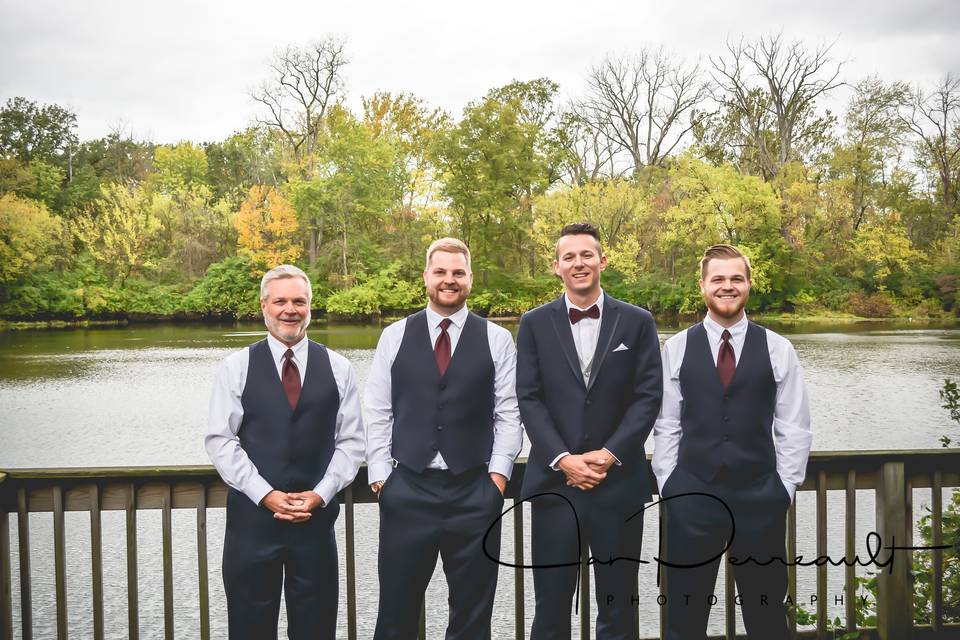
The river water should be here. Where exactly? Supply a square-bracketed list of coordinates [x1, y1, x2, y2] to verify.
[1, 320, 958, 638]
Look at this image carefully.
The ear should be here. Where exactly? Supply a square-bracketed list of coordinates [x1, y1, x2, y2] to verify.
[553, 260, 561, 277]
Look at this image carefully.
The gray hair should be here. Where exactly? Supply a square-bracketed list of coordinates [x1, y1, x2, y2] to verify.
[260, 265, 312, 303]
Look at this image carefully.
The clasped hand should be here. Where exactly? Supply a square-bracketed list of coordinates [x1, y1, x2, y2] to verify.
[559, 450, 615, 491]
[261, 490, 323, 522]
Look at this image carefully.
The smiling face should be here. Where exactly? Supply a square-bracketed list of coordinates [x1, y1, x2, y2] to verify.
[554, 233, 607, 305]
[424, 250, 472, 315]
[261, 276, 311, 346]
[699, 257, 751, 326]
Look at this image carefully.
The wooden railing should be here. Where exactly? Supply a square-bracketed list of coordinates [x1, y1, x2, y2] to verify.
[1, 450, 958, 640]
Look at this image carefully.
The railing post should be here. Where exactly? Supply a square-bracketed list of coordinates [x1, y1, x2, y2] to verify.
[1, 491, 11, 640]
[875, 461, 912, 640]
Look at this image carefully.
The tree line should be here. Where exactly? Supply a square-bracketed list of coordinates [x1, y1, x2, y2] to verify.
[1, 33, 958, 321]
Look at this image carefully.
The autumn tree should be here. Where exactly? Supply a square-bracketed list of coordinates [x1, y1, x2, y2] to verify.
[705, 34, 843, 180]
[0, 194, 63, 284]
[0, 97, 78, 176]
[234, 185, 301, 266]
[575, 49, 708, 175]
[830, 76, 911, 230]
[75, 183, 164, 286]
[903, 74, 960, 218]
[251, 38, 348, 171]
[291, 107, 405, 278]
[433, 80, 562, 276]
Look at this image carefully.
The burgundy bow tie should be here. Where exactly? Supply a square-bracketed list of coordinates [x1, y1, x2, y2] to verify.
[569, 304, 600, 324]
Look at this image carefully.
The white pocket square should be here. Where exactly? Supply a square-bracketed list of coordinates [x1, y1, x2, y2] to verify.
[612, 343, 629, 352]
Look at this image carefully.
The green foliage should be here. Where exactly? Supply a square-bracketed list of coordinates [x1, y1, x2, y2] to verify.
[324, 263, 425, 317]
[184, 255, 262, 318]
[0, 194, 63, 284]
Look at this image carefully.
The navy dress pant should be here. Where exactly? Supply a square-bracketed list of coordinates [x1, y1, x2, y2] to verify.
[529, 492, 644, 640]
[660, 467, 791, 640]
[222, 489, 340, 640]
[374, 465, 505, 640]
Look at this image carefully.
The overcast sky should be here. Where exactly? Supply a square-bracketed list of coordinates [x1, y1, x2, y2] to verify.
[1, 0, 958, 144]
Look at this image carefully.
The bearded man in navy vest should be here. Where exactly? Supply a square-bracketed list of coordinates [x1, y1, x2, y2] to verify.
[365, 237, 523, 639]
[205, 265, 364, 639]
[517, 222, 663, 640]
[653, 244, 812, 639]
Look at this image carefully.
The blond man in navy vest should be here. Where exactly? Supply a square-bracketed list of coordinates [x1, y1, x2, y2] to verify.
[365, 238, 523, 639]
[518, 223, 663, 640]
[206, 265, 364, 639]
[653, 245, 812, 639]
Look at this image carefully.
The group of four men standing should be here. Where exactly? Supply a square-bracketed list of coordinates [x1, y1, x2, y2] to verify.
[206, 222, 811, 639]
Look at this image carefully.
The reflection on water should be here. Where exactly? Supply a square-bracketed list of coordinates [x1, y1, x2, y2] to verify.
[0, 320, 958, 638]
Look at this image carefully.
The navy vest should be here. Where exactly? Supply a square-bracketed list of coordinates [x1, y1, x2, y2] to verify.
[390, 310, 495, 474]
[238, 339, 340, 492]
[677, 322, 777, 482]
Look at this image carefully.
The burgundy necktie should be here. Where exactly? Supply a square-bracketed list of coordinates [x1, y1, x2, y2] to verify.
[435, 318, 452, 376]
[717, 329, 736, 390]
[282, 349, 301, 409]
[569, 304, 600, 324]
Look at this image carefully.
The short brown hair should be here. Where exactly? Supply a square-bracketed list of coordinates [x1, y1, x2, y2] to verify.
[699, 244, 752, 280]
[425, 237, 472, 271]
[555, 222, 603, 258]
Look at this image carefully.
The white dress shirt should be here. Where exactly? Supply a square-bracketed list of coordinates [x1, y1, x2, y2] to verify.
[205, 333, 365, 507]
[652, 314, 812, 500]
[565, 291, 604, 385]
[550, 291, 621, 469]
[364, 305, 523, 484]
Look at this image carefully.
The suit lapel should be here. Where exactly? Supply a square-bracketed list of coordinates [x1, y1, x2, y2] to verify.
[550, 297, 586, 387]
[585, 296, 620, 393]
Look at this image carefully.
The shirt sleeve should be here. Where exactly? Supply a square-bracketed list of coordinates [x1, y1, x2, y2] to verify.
[652, 332, 685, 494]
[364, 322, 403, 484]
[769, 332, 813, 501]
[204, 350, 273, 506]
[312, 351, 365, 505]
[487, 324, 523, 479]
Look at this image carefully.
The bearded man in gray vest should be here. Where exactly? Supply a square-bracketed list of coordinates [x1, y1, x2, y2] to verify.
[653, 245, 812, 639]
[365, 237, 523, 640]
[206, 265, 364, 639]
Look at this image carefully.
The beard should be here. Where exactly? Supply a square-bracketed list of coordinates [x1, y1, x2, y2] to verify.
[265, 311, 310, 344]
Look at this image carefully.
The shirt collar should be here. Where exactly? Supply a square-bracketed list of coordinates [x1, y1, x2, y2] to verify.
[426, 304, 469, 330]
[703, 313, 748, 343]
[564, 290, 604, 314]
[266, 332, 308, 362]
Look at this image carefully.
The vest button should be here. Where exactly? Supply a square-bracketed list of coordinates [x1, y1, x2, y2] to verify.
[723, 416, 730, 422]
[436, 425, 443, 431]
[439, 382, 446, 390]
[583, 434, 590, 441]
[723, 395, 729, 401]
[585, 399, 592, 406]
[438, 402, 444, 409]
[723, 435, 730, 441]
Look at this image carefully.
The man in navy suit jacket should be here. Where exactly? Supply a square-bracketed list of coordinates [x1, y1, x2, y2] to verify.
[517, 222, 663, 640]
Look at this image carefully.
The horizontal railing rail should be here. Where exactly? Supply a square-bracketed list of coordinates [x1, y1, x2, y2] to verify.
[1, 450, 959, 640]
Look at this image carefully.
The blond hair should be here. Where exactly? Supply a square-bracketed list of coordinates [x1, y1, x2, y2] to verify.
[425, 237, 472, 271]
[699, 244, 752, 280]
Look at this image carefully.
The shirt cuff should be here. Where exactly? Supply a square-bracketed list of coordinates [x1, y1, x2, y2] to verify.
[783, 478, 797, 503]
[602, 447, 622, 466]
[487, 454, 515, 480]
[367, 461, 395, 485]
[245, 476, 274, 507]
[313, 478, 337, 508]
[550, 452, 570, 470]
